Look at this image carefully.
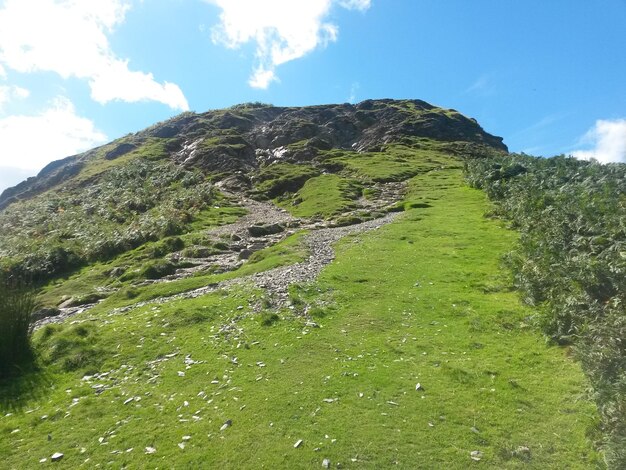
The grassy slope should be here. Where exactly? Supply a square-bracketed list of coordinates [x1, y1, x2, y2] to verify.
[279, 174, 360, 219]
[0, 168, 600, 468]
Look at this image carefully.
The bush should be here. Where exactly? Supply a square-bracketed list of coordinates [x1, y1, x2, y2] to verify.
[0, 275, 37, 378]
[141, 260, 177, 279]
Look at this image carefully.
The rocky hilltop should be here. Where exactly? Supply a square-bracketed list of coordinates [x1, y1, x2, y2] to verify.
[0, 99, 505, 209]
[0, 99, 507, 300]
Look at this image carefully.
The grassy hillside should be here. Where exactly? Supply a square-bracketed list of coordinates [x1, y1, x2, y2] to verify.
[0, 167, 600, 468]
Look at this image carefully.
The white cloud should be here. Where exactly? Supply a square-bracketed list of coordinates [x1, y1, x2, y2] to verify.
[348, 81, 360, 103]
[0, 96, 107, 172]
[571, 119, 626, 163]
[0, 85, 29, 110]
[0, 166, 35, 194]
[337, 0, 371, 10]
[0, 64, 6, 79]
[209, 0, 371, 89]
[0, 0, 189, 110]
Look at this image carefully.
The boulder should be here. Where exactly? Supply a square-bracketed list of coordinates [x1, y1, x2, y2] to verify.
[248, 223, 284, 237]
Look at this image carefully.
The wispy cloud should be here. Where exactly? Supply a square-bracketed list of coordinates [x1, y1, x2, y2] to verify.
[348, 82, 360, 103]
[0, 96, 107, 172]
[465, 74, 496, 96]
[571, 119, 626, 163]
[0, 0, 188, 110]
[0, 84, 29, 111]
[208, 0, 371, 89]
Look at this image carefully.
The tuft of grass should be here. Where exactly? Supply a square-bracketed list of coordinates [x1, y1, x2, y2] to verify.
[0, 276, 37, 378]
[259, 312, 280, 326]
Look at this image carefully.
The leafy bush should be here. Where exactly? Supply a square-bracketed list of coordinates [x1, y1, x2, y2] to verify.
[465, 153, 626, 466]
[0, 275, 37, 378]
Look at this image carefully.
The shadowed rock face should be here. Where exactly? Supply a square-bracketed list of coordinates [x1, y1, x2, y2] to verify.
[0, 99, 506, 209]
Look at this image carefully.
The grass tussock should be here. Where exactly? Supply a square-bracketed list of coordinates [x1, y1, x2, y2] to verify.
[0, 275, 37, 378]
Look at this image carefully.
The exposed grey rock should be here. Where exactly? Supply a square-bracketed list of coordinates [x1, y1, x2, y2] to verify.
[31, 307, 60, 322]
[238, 249, 253, 260]
[50, 452, 64, 462]
[513, 446, 531, 460]
[248, 223, 284, 237]
[294, 439, 303, 448]
[220, 419, 232, 431]
[322, 458, 331, 468]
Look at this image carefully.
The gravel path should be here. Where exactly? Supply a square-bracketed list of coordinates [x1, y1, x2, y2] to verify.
[35, 211, 399, 328]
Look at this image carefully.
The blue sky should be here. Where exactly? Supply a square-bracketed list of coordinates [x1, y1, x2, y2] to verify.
[1, 0, 625, 193]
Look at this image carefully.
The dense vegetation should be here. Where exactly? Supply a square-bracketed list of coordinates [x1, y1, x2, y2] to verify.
[0, 274, 37, 378]
[0, 159, 215, 281]
[465, 153, 626, 466]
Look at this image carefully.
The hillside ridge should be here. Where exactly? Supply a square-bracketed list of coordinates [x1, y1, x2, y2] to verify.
[0, 99, 505, 209]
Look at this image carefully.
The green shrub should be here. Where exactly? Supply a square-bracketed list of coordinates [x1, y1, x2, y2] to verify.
[141, 260, 177, 279]
[0, 275, 37, 378]
[260, 312, 280, 326]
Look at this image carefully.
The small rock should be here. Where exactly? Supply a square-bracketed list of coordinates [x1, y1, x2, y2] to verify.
[177, 371, 185, 377]
[123, 397, 134, 405]
[39, 458, 47, 463]
[322, 458, 331, 468]
[178, 442, 186, 450]
[470, 450, 482, 461]
[514, 446, 531, 460]
[470, 426, 480, 434]
[182, 436, 191, 441]
[51, 452, 64, 462]
[294, 439, 303, 448]
[145, 446, 157, 454]
[415, 383, 424, 391]
[220, 419, 232, 431]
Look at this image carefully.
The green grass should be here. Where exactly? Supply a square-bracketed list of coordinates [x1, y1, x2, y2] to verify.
[323, 144, 460, 183]
[74, 138, 171, 183]
[0, 165, 600, 468]
[279, 174, 360, 218]
[253, 163, 320, 199]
